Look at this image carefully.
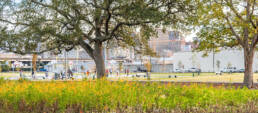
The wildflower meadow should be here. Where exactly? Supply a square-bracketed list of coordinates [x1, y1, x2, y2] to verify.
[0, 78, 257, 113]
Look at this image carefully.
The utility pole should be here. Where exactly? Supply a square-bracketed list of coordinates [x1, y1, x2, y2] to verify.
[65, 51, 67, 79]
[104, 46, 107, 69]
[163, 55, 165, 72]
[104, 44, 107, 77]
[76, 48, 79, 72]
[212, 44, 215, 72]
[148, 55, 151, 80]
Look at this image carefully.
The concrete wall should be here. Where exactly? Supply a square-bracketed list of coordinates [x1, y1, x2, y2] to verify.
[172, 49, 258, 72]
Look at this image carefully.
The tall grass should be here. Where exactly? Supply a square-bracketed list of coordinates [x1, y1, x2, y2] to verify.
[0, 80, 257, 113]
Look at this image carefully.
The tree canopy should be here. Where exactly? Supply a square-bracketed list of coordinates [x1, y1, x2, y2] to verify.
[195, 0, 257, 52]
[0, 0, 196, 55]
[195, 0, 257, 88]
[0, 0, 197, 78]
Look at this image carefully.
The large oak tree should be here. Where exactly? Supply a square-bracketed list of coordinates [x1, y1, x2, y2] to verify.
[196, 0, 257, 88]
[0, 0, 196, 78]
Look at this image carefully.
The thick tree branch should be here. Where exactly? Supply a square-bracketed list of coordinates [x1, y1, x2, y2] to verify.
[249, 0, 256, 29]
[252, 33, 258, 47]
[224, 15, 244, 46]
[251, 20, 258, 48]
[244, 0, 251, 49]
[78, 37, 94, 58]
[104, 0, 112, 36]
[72, 5, 95, 28]
[103, 21, 152, 42]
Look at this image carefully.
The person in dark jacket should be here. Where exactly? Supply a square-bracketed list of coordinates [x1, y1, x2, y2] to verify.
[19, 70, 23, 78]
[68, 69, 73, 79]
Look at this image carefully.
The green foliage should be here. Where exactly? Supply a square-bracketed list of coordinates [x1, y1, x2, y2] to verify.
[194, 0, 257, 53]
[194, 1, 257, 87]
[0, 80, 257, 112]
[0, 0, 197, 55]
[0, 0, 198, 78]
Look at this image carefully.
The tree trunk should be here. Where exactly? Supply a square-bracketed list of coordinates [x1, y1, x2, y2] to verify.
[93, 41, 106, 78]
[243, 48, 255, 88]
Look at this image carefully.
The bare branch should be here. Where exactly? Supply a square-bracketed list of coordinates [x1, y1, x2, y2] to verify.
[104, 0, 112, 36]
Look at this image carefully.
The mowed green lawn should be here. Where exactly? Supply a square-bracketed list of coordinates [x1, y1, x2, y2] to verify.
[0, 72, 258, 83]
[150, 73, 258, 83]
[113, 72, 258, 83]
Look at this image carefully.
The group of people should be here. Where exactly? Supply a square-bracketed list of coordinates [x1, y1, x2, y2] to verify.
[124, 69, 130, 75]
[54, 69, 73, 80]
[19, 68, 131, 80]
[104, 69, 130, 76]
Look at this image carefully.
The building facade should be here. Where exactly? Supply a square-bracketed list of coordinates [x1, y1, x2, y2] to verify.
[148, 29, 194, 57]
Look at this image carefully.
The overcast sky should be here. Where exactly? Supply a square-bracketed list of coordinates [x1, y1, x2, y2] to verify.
[185, 32, 196, 42]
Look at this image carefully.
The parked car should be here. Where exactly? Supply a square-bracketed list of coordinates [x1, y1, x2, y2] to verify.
[132, 69, 138, 72]
[135, 73, 146, 78]
[183, 69, 191, 73]
[35, 76, 46, 80]
[215, 71, 222, 75]
[221, 68, 229, 73]
[137, 67, 147, 72]
[236, 69, 245, 73]
[174, 69, 183, 73]
[221, 67, 237, 73]
[189, 68, 201, 73]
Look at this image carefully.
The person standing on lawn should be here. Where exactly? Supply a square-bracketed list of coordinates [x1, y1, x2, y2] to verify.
[109, 69, 112, 76]
[32, 70, 35, 79]
[45, 71, 48, 79]
[68, 69, 73, 79]
[19, 70, 23, 78]
[86, 70, 90, 77]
